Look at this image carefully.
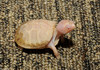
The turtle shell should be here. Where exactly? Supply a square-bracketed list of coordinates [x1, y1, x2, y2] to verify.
[15, 19, 56, 49]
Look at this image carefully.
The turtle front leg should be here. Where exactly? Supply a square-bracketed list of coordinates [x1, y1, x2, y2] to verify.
[48, 42, 60, 59]
[47, 29, 60, 59]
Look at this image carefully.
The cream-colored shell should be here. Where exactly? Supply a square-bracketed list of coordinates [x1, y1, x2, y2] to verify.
[15, 19, 56, 49]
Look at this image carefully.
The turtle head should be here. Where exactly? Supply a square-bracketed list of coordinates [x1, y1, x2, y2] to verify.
[56, 20, 75, 35]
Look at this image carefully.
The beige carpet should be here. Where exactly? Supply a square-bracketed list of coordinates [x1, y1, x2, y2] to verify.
[0, 0, 100, 70]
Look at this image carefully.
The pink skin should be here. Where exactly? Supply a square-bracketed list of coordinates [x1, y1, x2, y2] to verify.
[47, 20, 75, 59]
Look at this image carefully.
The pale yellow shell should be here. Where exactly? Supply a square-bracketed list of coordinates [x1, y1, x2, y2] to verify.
[15, 19, 56, 49]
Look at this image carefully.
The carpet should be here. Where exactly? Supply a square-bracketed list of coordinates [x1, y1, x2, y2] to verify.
[0, 0, 100, 70]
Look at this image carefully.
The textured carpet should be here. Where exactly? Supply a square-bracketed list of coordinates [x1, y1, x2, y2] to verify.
[0, 0, 100, 70]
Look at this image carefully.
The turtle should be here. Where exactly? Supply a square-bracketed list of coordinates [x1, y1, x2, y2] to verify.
[15, 19, 75, 58]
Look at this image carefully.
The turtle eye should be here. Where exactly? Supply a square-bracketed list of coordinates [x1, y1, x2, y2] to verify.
[66, 25, 71, 29]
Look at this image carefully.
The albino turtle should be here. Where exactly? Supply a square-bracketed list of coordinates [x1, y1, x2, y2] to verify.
[15, 19, 75, 58]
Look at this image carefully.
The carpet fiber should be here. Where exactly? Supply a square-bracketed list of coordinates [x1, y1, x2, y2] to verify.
[0, 0, 100, 70]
